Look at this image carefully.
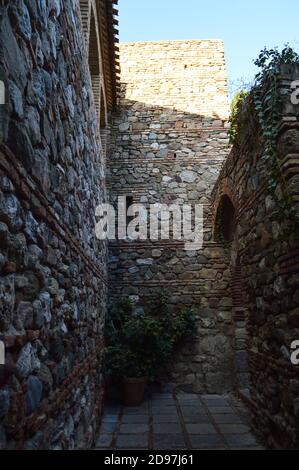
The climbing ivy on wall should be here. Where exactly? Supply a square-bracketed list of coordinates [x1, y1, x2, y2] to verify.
[229, 46, 299, 240]
[228, 90, 249, 145]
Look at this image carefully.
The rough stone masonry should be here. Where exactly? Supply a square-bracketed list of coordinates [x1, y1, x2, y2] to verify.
[0, 0, 298, 452]
[212, 66, 299, 449]
[0, 0, 118, 450]
[108, 40, 236, 394]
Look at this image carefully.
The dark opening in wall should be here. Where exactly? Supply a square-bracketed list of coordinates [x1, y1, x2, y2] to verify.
[100, 87, 107, 129]
[215, 194, 236, 242]
[100, 86, 108, 154]
[126, 196, 134, 228]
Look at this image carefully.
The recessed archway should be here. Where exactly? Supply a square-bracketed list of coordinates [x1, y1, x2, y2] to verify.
[214, 194, 236, 242]
[79, 1, 102, 122]
[88, 6, 101, 119]
[79, 0, 90, 46]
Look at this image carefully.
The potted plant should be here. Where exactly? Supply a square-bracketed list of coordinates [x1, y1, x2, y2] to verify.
[105, 345, 149, 406]
[105, 307, 164, 405]
[105, 291, 195, 406]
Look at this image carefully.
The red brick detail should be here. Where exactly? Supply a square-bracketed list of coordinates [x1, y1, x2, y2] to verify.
[0, 144, 107, 286]
[7, 341, 105, 444]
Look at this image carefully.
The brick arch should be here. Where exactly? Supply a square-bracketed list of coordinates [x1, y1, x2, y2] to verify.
[211, 176, 238, 236]
[212, 185, 249, 388]
[214, 193, 236, 242]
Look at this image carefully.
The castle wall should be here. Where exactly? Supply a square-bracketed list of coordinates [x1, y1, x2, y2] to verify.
[212, 66, 299, 449]
[0, 0, 110, 449]
[108, 41, 236, 393]
[0, 0, 297, 450]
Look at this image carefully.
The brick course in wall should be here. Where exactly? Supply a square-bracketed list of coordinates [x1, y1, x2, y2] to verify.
[212, 66, 299, 449]
[108, 40, 237, 393]
[1, 2, 298, 450]
[0, 0, 117, 450]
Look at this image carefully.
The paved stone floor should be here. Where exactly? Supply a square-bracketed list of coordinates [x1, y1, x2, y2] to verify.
[95, 393, 264, 450]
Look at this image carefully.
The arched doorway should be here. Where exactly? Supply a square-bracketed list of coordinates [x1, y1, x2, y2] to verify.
[214, 194, 249, 390]
[214, 194, 236, 243]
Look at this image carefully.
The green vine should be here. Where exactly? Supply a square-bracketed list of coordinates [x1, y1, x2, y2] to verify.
[228, 90, 249, 145]
[229, 46, 299, 240]
[253, 46, 299, 240]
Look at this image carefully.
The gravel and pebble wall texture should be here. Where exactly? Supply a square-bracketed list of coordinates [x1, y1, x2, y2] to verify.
[0, 0, 108, 449]
[1, 2, 298, 450]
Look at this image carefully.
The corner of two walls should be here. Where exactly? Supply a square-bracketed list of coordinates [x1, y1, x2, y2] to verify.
[108, 40, 238, 394]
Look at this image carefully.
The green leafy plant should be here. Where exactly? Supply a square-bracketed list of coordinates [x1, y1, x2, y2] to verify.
[148, 289, 196, 348]
[228, 45, 299, 240]
[105, 291, 196, 380]
[228, 90, 249, 145]
[252, 46, 299, 240]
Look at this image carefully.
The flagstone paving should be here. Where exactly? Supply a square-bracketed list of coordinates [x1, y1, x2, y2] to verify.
[94, 393, 265, 450]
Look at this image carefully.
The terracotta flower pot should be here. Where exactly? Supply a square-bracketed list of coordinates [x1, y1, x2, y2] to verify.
[123, 377, 147, 406]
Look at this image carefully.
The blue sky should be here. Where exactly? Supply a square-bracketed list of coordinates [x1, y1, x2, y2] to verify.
[118, 0, 299, 95]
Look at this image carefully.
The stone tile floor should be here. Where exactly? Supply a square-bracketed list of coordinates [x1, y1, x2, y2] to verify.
[95, 393, 264, 450]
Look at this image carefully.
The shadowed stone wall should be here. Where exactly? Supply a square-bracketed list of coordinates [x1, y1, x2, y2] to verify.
[0, 0, 114, 450]
[108, 40, 236, 393]
[212, 65, 299, 449]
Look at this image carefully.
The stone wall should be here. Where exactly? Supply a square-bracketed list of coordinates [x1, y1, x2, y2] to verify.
[108, 41, 236, 393]
[1, 0, 297, 449]
[0, 0, 112, 449]
[212, 66, 299, 449]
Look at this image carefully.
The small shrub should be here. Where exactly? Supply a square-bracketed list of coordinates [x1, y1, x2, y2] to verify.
[105, 290, 196, 380]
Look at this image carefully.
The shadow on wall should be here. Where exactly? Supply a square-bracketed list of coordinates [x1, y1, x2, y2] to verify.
[210, 67, 299, 449]
[106, 93, 240, 395]
[214, 194, 236, 243]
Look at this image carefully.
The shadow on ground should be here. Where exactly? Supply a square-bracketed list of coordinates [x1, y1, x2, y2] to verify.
[95, 392, 264, 450]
